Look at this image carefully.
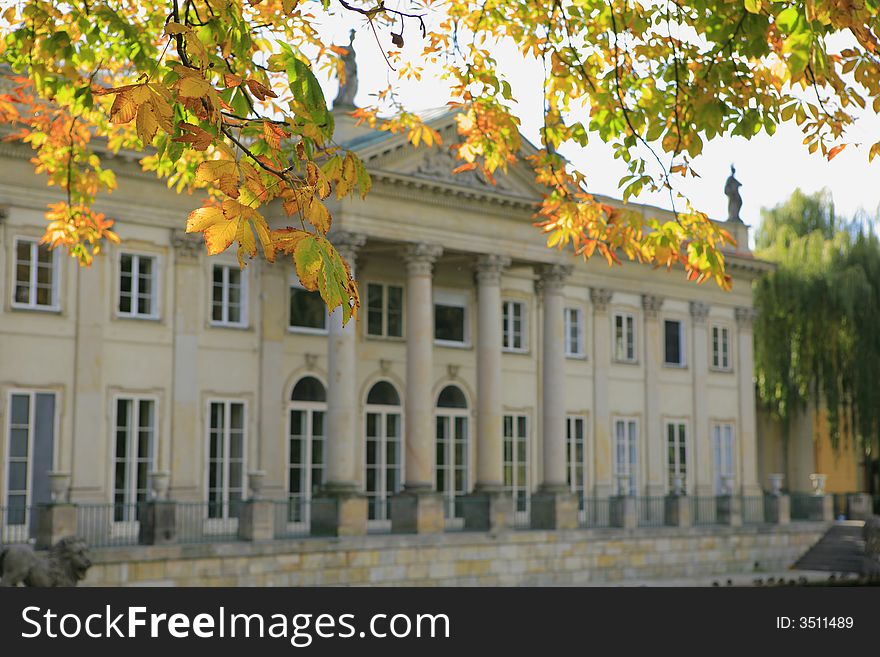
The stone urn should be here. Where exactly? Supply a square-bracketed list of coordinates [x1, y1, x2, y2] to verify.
[720, 474, 735, 495]
[671, 474, 685, 496]
[48, 471, 71, 503]
[149, 470, 171, 501]
[768, 473, 784, 496]
[248, 470, 267, 500]
[809, 473, 827, 496]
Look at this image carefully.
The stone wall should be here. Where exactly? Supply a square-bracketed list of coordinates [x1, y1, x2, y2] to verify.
[81, 523, 827, 587]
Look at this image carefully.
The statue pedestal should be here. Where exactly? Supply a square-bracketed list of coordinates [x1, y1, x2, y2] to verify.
[35, 503, 77, 550]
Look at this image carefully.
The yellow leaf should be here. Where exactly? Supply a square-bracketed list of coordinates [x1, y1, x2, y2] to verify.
[109, 91, 137, 124]
[306, 199, 332, 233]
[195, 160, 240, 198]
[136, 102, 159, 145]
[251, 214, 275, 263]
[186, 205, 225, 233]
[203, 216, 239, 255]
[176, 72, 212, 98]
[236, 219, 257, 267]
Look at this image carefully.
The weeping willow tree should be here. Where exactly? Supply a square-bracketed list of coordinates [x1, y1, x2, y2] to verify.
[754, 189, 880, 488]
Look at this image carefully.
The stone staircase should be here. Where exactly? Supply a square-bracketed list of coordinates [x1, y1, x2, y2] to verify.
[792, 521, 867, 574]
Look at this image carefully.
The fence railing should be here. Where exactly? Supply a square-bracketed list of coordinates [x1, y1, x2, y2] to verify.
[580, 497, 612, 528]
[176, 501, 242, 544]
[76, 503, 143, 548]
[742, 496, 766, 525]
[273, 498, 310, 539]
[790, 493, 815, 521]
[691, 497, 718, 526]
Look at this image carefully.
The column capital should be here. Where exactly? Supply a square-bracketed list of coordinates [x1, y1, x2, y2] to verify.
[590, 287, 613, 313]
[0, 205, 8, 223]
[474, 254, 511, 285]
[641, 294, 664, 319]
[171, 228, 202, 262]
[689, 301, 710, 324]
[404, 242, 443, 275]
[536, 264, 573, 295]
[329, 230, 367, 262]
[735, 306, 758, 328]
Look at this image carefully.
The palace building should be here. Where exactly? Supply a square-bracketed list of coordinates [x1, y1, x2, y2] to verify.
[0, 73, 773, 542]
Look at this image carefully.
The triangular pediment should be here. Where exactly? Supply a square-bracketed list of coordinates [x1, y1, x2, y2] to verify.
[348, 109, 546, 202]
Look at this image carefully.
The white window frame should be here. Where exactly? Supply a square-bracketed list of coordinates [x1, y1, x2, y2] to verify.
[566, 415, 587, 504]
[286, 383, 326, 528]
[503, 413, 530, 523]
[117, 251, 159, 320]
[11, 237, 60, 311]
[613, 311, 637, 363]
[502, 299, 528, 353]
[210, 263, 248, 328]
[364, 386, 404, 524]
[435, 397, 469, 521]
[665, 419, 688, 494]
[613, 417, 638, 496]
[663, 318, 686, 367]
[711, 324, 732, 371]
[433, 289, 470, 348]
[205, 399, 247, 521]
[712, 422, 736, 494]
[288, 278, 328, 335]
[364, 281, 405, 339]
[564, 307, 585, 358]
[4, 391, 35, 519]
[111, 395, 157, 524]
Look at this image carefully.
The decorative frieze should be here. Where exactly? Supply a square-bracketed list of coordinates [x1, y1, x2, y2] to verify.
[589, 288, 613, 313]
[689, 301, 710, 324]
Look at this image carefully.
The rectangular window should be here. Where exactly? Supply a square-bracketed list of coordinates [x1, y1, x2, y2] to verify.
[365, 283, 403, 338]
[564, 307, 584, 358]
[666, 421, 687, 494]
[13, 238, 58, 310]
[208, 401, 246, 519]
[566, 416, 586, 509]
[712, 325, 731, 370]
[434, 291, 468, 346]
[502, 300, 526, 352]
[4, 391, 56, 532]
[613, 312, 636, 362]
[613, 418, 638, 495]
[119, 253, 157, 318]
[289, 284, 327, 333]
[503, 414, 529, 515]
[113, 398, 155, 521]
[712, 423, 735, 494]
[664, 319, 685, 366]
[211, 265, 246, 327]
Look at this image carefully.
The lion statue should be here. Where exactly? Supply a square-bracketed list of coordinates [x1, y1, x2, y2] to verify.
[0, 537, 92, 587]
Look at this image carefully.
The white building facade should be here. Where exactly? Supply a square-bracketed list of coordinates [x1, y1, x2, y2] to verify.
[0, 108, 771, 539]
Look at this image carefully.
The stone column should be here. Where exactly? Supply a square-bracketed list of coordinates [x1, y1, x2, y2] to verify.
[169, 230, 202, 500]
[531, 265, 577, 529]
[590, 288, 614, 498]
[735, 307, 762, 496]
[391, 243, 444, 534]
[464, 254, 512, 531]
[690, 301, 712, 497]
[642, 294, 665, 499]
[312, 231, 368, 537]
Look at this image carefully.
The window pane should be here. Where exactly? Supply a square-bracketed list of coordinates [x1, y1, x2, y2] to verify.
[665, 320, 681, 364]
[367, 284, 383, 336]
[386, 286, 403, 337]
[290, 287, 326, 330]
[9, 428, 28, 458]
[435, 304, 465, 342]
[11, 394, 30, 425]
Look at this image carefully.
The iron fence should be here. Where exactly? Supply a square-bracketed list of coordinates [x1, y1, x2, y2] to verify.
[580, 497, 612, 528]
[790, 493, 814, 521]
[76, 503, 143, 548]
[176, 501, 242, 544]
[691, 496, 718, 526]
[741, 496, 766, 525]
[636, 496, 666, 528]
[273, 498, 310, 539]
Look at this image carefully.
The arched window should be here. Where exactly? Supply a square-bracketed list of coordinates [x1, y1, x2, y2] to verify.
[287, 377, 327, 526]
[435, 386, 469, 519]
[364, 381, 402, 522]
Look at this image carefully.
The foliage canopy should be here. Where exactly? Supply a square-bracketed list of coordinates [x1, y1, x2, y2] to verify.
[1, 1, 878, 319]
[754, 189, 880, 457]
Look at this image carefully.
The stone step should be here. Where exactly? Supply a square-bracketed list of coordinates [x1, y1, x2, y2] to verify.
[793, 522, 867, 574]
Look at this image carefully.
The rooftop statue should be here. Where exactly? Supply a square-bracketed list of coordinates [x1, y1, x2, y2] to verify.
[335, 29, 358, 108]
[724, 164, 743, 223]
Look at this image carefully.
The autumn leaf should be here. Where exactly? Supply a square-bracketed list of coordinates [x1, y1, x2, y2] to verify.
[244, 78, 278, 101]
[135, 102, 159, 144]
[172, 122, 214, 151]
[194, 159, 240, 198]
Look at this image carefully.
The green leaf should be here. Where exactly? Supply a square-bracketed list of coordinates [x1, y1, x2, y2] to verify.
[286, 56, 334, 141]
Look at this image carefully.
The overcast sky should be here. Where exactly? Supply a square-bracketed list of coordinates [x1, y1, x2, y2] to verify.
[315, 16, 880, 237]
